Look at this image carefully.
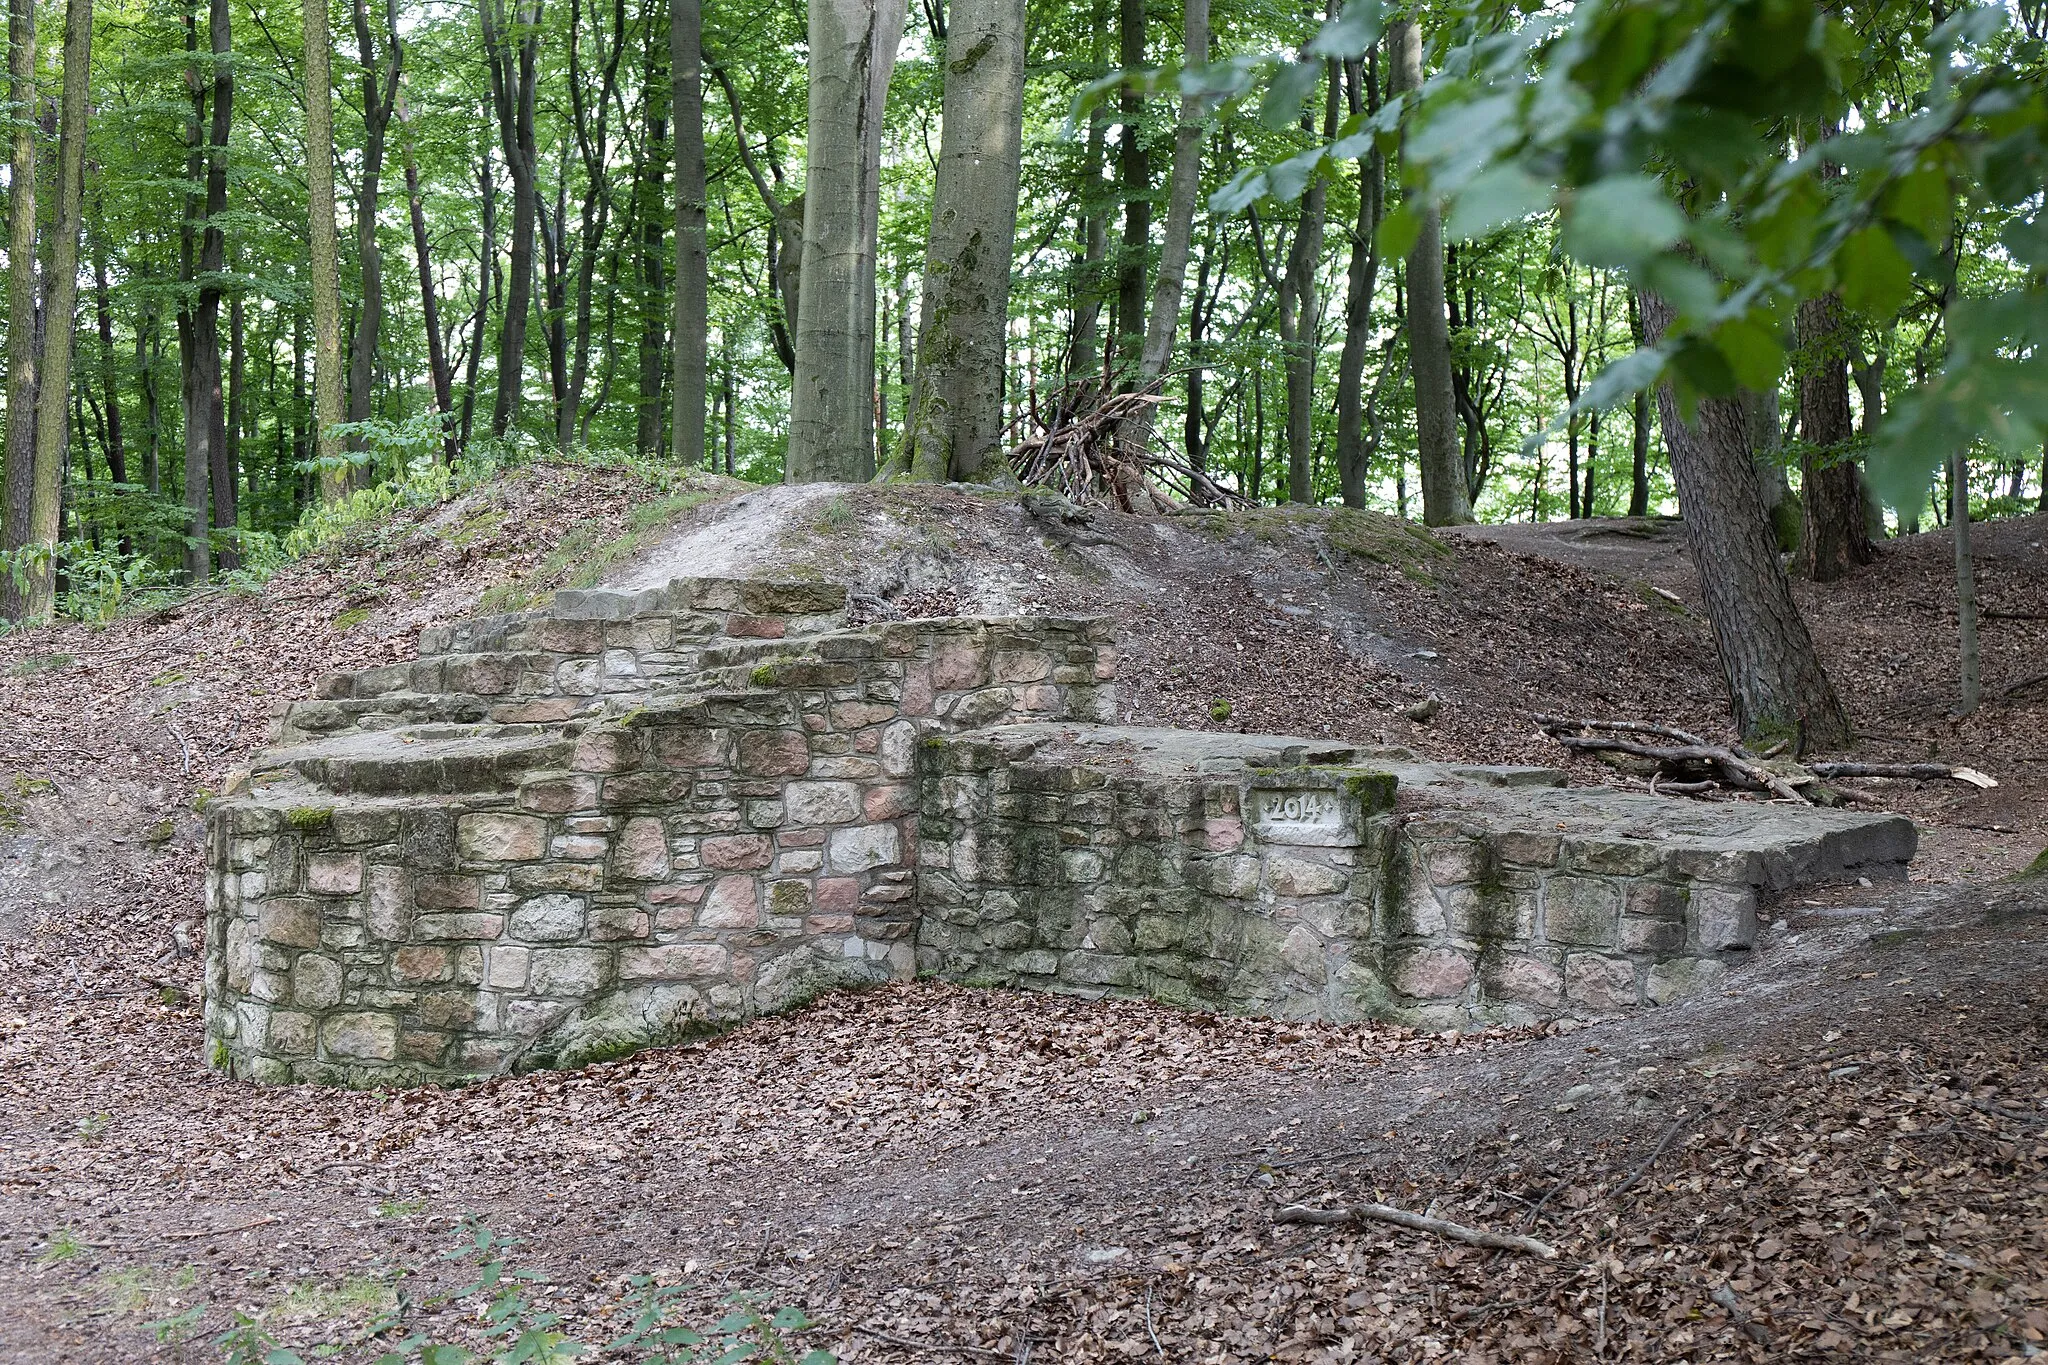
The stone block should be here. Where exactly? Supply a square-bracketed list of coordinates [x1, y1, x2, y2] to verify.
[1201, 816, 1245, 852]
[572, 729, 638, 773]
[291, 953, 344, 1008]
[829, 824, 902, 873]
[1645, 956, 1728, 1004]
[785, 781, 861, 825]
[1542, 877, 1621, 946]
[948, 688, 1015, 727]
[1625, 881, 1688, 920]
[511, 863, 606, 893]
[519, 776, 599, 814]
[512, 894, 587, 942]
[1265, 854, 1347, 898]
[267, 1010, 317, 1057]
[399, 809, 459, 870]
[320, 1011, 398, 1061]
[416, 991, 478, 1029]
[701, 833, 772, 870]
[1423, 840, 1490, 885]
[613, 817, 672, 880]
[486, 944, 531, 988]
[590, 901, 649, 940]
[700, 876, 760, 928]
[1568, 838, 1664, 877]
[815, 877, 859, 911]
[1494, 832, 1562, 867]
[864, 784, 918, 821]
[458, 813, 548, 862]
[621, 944, 730, 979]
[1392, 947, 1473, 1001]
[529, 948, 610, 996]
[307, 853, 364, 895]
[737, 729, 811, 777]
[412, 912, 504, 940]
[258, 899, 323, 950]
[1484, 954, 1562, 1008]
[1619, 916, 1685, 954]
[1690, 885, 1758, 952]
[1060, 951, 1136, 987]
[392, 945, 453, 985]
[414, 874, 481, 911]
[364, 865, 410, 940]
[1564, 953, 1639, 1010]
[1191, 855, 1260, 900]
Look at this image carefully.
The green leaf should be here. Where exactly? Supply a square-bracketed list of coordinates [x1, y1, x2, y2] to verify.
[1258, 60, 1320, 131]
[1578, 345, 1668, 414]
[1880, 165, 1952, 245]
[1560, 175, 1689, 268]
[1836, 225, 1913, 319]
[1376, 201, 1422, 259]
[1711, 315, 1787, 390]
[1207, 167, 1269, 215]
[1264, 147, 1325, 203]
[1638, 254, 1722, 320]
[798, 1352, 839, 1365]
[419, 1346, 475, 1365]
[1999, 211, 2048, 268]
[1444, 163, 1550, 241]
[1308, 0, 1384, 58]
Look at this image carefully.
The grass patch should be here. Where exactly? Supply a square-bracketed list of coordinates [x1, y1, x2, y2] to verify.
[477, 490, 720, 615]
[100, 1265, 197, 1316]
[10, 651, 72, 676]
[332, 605, 372, 631]
[1200, 505, 1451, 583]
[37, 1228, 86, 1263]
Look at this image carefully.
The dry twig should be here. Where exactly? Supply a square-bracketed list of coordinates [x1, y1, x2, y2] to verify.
[1276, 1202, 1561, 1259]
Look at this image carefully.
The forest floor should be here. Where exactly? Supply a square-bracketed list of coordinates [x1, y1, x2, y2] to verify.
[0, 461, 2042, 1363]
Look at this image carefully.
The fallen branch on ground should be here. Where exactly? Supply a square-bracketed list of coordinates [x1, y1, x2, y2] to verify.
[1809, 761, 1998, 788]
[1275, 1202, 1560, 1259]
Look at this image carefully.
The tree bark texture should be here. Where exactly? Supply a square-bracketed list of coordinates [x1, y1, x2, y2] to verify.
[1793, 292, 1872, 581]
[635, 7, 668, 458]
[1111, 0, 1148, 367]
[396, 84, 457, 462]
[786, 0, 905, 482]
[19, 0, 91, 614]
[304, 0, 347, 499]
[1638, 288, 1852, 749]
[1280, 70, 1334, 504]
[1388, 19, 1468, 525]
[1, 0, 40, 614]
[669, 0, 707, 467]
[195, 0, 235, 565]
[347, 0, 400, 477]
[898, 0, 1028, 482]
[1951, 452, 1979, 713]
[1627, 288, 1650, 517]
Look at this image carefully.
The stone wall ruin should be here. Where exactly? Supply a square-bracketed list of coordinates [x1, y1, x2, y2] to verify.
[204, 578, 1916, 1086]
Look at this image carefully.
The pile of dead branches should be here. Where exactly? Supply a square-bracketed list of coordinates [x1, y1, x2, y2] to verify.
[1533, 714, 1997, 805]
[1008, 377, 1244, 513]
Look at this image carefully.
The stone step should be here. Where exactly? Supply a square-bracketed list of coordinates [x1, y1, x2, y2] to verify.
[255, 726, 577, 797]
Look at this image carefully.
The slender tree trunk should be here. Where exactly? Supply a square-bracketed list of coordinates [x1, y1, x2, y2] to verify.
[1794, 292, 1872, 581]
[305, 0, 347, 499]
[228, 279, 244, 502]
[1951, 451, 1979, 714]
[482, 0, 542, 436]
[1388, 20, 1468, 525]
[670, 0, 707, 466]
[1627, 288, 1650, 517]
[177, 9, 211, 582]
[786, 0, 906, 482]
[1111, 0, 1149, 369]
[1065, 23, 1109, 387]
[1, 0, 40, 612]
[897, 0, 1029, 482]
[91, 238, 126, 487]
[561, 0, 625, 448]
[1639, 288, 1852, 749]
[16, 0, 91, 614]
[396, 79, 457, 462]
[1334, 56, 1382, 509]
[347, 0, 399, 479]
[1280, 71, 1333, 504]
[459, 151, 496, 452]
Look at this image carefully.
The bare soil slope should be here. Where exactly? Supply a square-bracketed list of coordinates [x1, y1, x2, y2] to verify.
[1, 465, 2043, 1362]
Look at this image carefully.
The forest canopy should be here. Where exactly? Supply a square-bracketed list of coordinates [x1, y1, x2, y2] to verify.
[0, 0, 2041, 630]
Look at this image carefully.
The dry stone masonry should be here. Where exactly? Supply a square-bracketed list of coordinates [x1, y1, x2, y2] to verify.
[205, 577, 1916, 1085]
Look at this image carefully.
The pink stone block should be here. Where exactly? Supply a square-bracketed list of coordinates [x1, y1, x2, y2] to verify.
[1203, 817, 1245, 852]
[814, 877, 860, 911]
[702, 834, 773, 869]
[863, 784, 918, 821]
[1393, 947, 1473, 1000]
[699, 876, 759, 928]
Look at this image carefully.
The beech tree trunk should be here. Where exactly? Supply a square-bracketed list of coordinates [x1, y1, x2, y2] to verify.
[669, 0, 707, 466]
[1952, 451, 1979, 713]
[1334, 57, 1383, 509]
[897, 0, 1028, 482]
[786, 0, 905, 482]
[482, 0, 542, 437]
[17, 0, 91, 614]
[347, 0, 400, 478]
[635, 10, 669, 458]
[1280, 70, 1334, 504]
[1, 0, 40, 615]
[1794, 292, 1872, 581]
[1639, 288, 1852, 749]
[1627, 288, 1650, 517]
[396, 80, 457, 463]
[1388, 19, 1468, 525]
[304, 0, 347, 500]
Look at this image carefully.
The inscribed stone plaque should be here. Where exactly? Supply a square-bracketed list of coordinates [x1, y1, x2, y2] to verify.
[1246, 786, 1357, 847]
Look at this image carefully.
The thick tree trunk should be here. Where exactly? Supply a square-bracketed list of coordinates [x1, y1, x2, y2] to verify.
[1333, 57, 1382, 509]
[482, 0, 542, 437]
[1794, 292, 1872, 581]
[1, 0, 40, 613]
[1387, 19, 1468, 525]
[561, 0, 625, 449]
[786, 0, 905, 482]
[1280, 71, 1333, 504]
[670, 0, 707, 467]
[897, 0, 1029, 482]
[1638, 288, 1852, 749]
[16, 0, 91, 615]
[177, 7, 212, 582]
[1111, 0, 1149, 368]
[304, 0, 347, 500]
[196, 0, 235, 566]
[635, 9, 669, 458]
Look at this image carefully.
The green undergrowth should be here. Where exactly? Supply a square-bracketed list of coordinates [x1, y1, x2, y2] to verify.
[148, 1219, 834, 1365]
